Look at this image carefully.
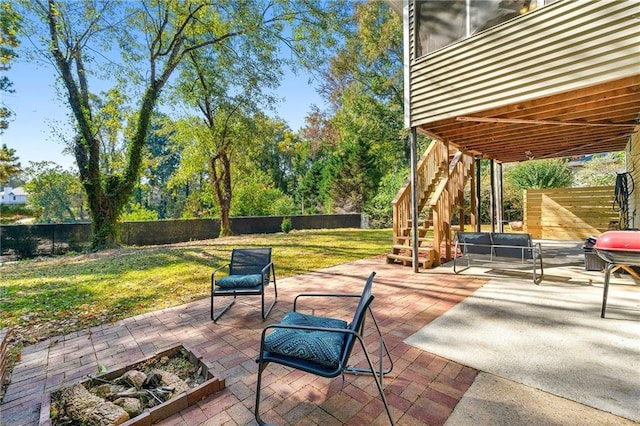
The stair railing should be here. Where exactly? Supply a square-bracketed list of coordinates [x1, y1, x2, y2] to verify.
[429, 151, 474, 265]
[391, 140, 448, 245]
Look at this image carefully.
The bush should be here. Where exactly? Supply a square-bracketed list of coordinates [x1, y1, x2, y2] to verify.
[120, 203, 159, 222]
[365, 169, 409, 228]
[281, 217, 292, 234]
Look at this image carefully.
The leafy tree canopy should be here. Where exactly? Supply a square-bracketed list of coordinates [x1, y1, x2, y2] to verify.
[0, 143, 21, 184]
[572, 153, 625, 187]
[24, 161, 86, 222]
[505, 158, 573, 190]
[0, 1, 21, 132]
[19, 0, 349, 247]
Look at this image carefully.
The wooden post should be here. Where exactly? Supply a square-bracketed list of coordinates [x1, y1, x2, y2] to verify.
[410, 127, 419, 272]
[470, 156, 477, 231]
[496, 162, 504, 232]
[490, 159, 496, 233]
[475, 157, 482, 232]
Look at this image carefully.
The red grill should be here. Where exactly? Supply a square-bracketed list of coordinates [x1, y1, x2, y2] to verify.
[594, 230, 640, 264]
[593, 231, 640, 318]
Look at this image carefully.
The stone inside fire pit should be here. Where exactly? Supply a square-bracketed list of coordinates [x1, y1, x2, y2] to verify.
[44, 345, 224, 426]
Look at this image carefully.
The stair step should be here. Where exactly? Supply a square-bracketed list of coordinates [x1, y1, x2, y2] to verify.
[392, 244, 432, 253]
[401, 227, 430, 236]
[386, 253, 435, 268]
[395, 236, 431, 243]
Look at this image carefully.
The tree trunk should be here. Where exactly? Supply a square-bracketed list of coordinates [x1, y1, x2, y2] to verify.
[210, 153, 233, 237]
[88, 197, 121, 248]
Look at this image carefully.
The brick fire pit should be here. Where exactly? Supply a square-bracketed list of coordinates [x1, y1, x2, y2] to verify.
[40, 345, 225, 425]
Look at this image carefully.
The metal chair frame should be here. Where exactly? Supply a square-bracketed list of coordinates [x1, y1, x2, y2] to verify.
[211, 248, 277, 322]
[255, 272, 394, 425]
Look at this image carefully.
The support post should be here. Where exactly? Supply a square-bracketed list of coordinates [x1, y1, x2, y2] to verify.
[410, 127, 419, 272]
[496, 162, 504, 232]
[475, 157, 481, 232]
[490, 159, 496, 232]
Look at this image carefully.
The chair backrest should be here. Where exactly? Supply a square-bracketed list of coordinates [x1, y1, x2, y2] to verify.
[340, 272, 376, 367]
[491, 233, 533, 259]
[456, 232, 492, 254]
[229, 248, 272, 276]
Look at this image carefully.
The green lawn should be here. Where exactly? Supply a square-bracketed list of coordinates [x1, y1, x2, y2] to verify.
[1, 228, 392, 346]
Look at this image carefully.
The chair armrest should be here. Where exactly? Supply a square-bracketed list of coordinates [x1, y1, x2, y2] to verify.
[211, 263, 230, 281]
[293, 293, 361, 312]
[261, 261, 274, 276]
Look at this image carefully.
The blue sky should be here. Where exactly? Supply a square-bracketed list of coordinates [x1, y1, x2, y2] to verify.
[2, 54, 325, 171]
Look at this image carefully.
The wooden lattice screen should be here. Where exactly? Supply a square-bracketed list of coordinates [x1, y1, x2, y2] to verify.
[524, 186, 618, 240]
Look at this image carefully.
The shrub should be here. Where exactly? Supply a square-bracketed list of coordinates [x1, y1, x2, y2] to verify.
[281, 217, 292, 234]
[120, 203, 159, 222]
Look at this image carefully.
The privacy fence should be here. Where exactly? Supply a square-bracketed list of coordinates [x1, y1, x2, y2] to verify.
[0, 214, 362, 260]
[524, 186, 618, 240]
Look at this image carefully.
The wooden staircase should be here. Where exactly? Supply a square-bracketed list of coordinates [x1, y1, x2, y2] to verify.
[386, 140, 475, 269]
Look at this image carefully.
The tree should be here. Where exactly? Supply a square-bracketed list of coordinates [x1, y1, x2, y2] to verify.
[572, 153, 625, 187]
[365, 167, 409, 228]
[317, 1, 406, 212]
[506, 158, 573, 190]
[24, 161, 86, 222]
[0, 143, 21, 185]
[231, 168, 294, 217]
[26, 1, 315, 248]
[134, 114, 181, 219]
[295, 108, 338, 213]
[170, 0, 350, 235]
[174, 47, 276, 235]
[0, 2, 21, 132]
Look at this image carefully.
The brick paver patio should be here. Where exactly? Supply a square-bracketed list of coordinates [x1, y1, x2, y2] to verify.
[1, 256, 485, 425]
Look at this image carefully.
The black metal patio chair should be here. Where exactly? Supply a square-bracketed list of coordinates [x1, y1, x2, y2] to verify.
[255, 271, 394, 425]
[211, 247, 277, 322]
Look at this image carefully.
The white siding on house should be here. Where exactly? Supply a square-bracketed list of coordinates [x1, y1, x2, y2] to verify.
[409, 0, 640, 127]
[0, 187, 28, 205]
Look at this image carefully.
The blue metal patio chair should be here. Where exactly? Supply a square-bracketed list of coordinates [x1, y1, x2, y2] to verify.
[211, 247, 277, 322]
[255, 271, 394, 425]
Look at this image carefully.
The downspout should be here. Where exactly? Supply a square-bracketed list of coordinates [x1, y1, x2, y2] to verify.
[402, 0, 419, 272]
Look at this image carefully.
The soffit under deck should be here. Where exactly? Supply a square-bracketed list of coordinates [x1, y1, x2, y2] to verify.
[418, 75, 640, 163]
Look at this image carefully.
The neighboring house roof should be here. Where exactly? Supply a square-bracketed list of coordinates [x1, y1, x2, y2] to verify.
[4, 187, 27, 196]
[1, 187, 28, 203]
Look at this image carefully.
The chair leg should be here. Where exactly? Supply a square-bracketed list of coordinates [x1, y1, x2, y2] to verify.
[601, 262, 615, 318]
[255, 358, 272, 426]
[345, 308, 393, 378]
[355, 334, 395, 425]
[261, 275, 278, 320]
[533, 251, 544, 285]
[453, 251, 471, 274]
[211, 292, 237, 322]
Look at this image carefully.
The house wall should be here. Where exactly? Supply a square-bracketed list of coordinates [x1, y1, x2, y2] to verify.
[0, 187, 28, 205]
[524, 186, 618, 240]
[408, 0, 640, 126]
[627, 127, 640, 229]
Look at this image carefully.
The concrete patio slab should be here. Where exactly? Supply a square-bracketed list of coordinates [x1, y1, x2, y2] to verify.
[446, 372, 638, 426]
